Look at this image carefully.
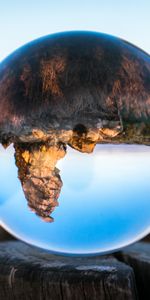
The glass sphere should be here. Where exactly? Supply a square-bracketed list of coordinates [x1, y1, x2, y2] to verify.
[0, 31, 150, 255]
[0, 143, 150, 255]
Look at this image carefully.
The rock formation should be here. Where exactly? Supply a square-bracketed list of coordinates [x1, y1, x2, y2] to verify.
[0, 31, 150, 221]
[14, 142, 66, 222]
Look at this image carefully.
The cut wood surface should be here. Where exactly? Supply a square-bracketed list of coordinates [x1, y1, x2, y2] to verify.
[0, 227, 150, 300]
[0, 240, 137, 300]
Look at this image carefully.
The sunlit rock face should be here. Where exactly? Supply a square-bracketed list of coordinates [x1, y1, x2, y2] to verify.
[14, 142, 66, 222]
[0, 31, 150, 221]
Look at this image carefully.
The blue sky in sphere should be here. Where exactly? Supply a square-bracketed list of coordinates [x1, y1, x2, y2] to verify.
[0, 0, 150, 61]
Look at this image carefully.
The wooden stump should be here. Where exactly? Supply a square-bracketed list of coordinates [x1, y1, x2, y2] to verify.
[117, 242, 150, 300]
[0, 240, 137, 300]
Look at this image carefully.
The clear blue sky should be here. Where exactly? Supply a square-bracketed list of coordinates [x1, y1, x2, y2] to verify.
[0, 0, 150, 61]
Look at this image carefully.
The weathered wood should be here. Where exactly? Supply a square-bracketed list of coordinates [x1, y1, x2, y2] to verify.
[116, 242, 150, 300]
[0, 241, 137, 300]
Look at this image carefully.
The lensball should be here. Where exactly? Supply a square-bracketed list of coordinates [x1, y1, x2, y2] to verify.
[0, 31, 150, 255]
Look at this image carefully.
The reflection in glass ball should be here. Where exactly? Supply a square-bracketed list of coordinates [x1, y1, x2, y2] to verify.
[0, 31, 150, 255]
[0, 144, 150, 255]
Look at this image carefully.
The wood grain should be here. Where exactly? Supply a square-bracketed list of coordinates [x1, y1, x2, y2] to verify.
[0, 240, 137, 300]
[116, 242, 150, 300]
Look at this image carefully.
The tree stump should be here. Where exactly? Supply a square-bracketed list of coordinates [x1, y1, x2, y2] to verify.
[0, 240, 137, 300]
[117, 242, 150, 300]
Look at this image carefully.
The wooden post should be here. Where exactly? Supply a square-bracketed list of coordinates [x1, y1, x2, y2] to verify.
[0, 240, 137, 300]
[116, 242, 150, 300]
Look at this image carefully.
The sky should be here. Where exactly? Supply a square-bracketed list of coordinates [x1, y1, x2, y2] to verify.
[0, 0, 150, 61]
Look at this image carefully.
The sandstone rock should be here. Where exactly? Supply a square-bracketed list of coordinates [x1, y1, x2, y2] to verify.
[14, 142, 66, 221]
